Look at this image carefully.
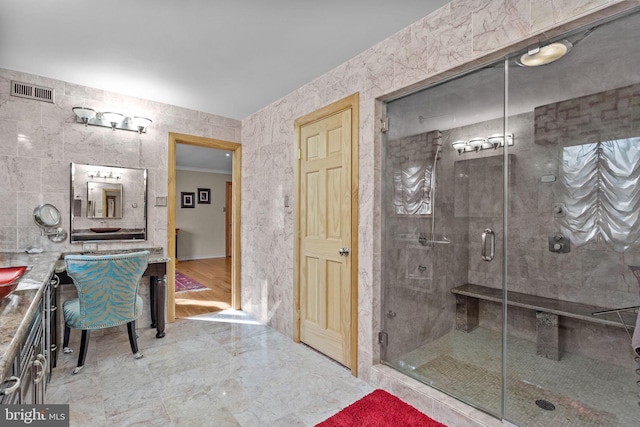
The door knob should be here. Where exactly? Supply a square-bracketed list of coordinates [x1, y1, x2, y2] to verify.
[339, 247, 350, 256]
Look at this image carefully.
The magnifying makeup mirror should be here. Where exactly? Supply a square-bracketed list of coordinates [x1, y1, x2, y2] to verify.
[34, 203, 68, 243]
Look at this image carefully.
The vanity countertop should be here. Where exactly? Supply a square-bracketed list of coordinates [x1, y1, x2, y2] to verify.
[0, 251, 61, 383]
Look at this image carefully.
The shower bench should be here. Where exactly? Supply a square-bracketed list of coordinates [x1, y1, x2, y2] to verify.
[451, 283, 637, 361]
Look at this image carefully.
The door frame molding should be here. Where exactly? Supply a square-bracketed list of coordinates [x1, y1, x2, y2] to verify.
[167, 132, 242, 322]
[293, 93, 359, 376]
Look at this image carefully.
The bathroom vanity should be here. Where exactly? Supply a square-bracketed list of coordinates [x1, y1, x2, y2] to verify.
[0, 249, 169, 404]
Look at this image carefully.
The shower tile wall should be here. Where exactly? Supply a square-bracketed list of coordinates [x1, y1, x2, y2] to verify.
[530, 83, 640, 366]
[529, 82, 640, 309]
[382, 131, 469, 361]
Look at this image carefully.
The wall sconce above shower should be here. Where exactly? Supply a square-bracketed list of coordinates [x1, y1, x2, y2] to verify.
[72, 107, 152, 134]
[452, 134, 514, 155]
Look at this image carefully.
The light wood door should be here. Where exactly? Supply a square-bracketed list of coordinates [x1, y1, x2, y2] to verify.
[299, 108, 353, 368]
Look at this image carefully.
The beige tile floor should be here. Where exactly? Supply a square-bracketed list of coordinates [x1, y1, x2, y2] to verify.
[47, 310, 374, 427]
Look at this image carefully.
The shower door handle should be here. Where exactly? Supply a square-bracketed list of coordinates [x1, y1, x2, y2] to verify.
[481, 228, 495, 262]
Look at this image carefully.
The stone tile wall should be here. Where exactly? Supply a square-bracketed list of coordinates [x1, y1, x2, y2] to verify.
[535, 83, 640, 144]
[0, 68, 240, 331]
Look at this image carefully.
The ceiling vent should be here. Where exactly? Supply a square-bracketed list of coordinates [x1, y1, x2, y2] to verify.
[10, 80, 55, 103]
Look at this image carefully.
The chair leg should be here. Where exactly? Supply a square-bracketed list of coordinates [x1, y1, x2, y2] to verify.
[73, 330, 90, 375]
[127, 321, 143, 360]
[63, 325, 73, 354]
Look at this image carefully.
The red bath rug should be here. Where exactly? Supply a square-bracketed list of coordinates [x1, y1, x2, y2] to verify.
[175, 271, 207, 292]
[316, 389, 447, 427]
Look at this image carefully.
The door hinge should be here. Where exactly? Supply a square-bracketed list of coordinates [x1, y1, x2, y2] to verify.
[378, 331, 388, 346]
[380, 117, 389, 133]
[297, 148, 302, 159]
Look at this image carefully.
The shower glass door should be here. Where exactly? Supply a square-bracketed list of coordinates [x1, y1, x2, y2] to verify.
[503, 10, 640, 426]
[381, 8, 640, 426]
[381, 61, 507, 417]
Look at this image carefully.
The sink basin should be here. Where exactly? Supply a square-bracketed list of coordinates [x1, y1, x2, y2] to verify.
[0, 265, 29, 301]
[90, 227, 121, 233]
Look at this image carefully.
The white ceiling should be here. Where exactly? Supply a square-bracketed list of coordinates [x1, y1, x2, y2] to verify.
[0, 0, 449, 121]
[175, 144, 233, 174]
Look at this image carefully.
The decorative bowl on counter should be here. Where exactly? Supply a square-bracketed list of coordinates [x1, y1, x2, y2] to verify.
[0, 265, 29, 302]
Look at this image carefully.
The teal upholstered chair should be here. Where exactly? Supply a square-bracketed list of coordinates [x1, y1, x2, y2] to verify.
[62, 251, 150, 374]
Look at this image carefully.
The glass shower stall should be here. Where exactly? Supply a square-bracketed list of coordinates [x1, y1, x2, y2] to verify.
[380, 9, 640, 427]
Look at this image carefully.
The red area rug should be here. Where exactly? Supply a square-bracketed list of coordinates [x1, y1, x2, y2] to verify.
[175, 271, 207, 292]
[316, 389, 446, 427]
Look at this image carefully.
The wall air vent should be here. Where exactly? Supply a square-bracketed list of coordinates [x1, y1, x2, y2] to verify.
[10, 80, 55, 103]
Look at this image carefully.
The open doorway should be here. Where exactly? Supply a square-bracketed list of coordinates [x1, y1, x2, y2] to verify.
[174, 147, 231, 318]
[167, 133, 241, 322]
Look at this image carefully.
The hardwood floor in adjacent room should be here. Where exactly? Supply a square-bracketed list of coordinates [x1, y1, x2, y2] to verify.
[174, 257, 232, 318]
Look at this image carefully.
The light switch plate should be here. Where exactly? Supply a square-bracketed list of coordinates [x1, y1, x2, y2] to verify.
[155, 196, 167, 206]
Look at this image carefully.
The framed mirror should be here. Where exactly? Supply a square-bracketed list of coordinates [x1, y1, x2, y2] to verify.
[70, 163, 147, 243]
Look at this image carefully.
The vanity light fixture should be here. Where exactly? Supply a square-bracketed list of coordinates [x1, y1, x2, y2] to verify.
[101, 112, 124, 130]
[72, 108, 152, 134]
[131, 116, 153, 134]
[452, 134, 514, 155]
[517, 40, 572, 67]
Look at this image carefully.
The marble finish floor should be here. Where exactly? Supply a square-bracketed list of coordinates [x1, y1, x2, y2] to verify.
[47, 310, 373, 426]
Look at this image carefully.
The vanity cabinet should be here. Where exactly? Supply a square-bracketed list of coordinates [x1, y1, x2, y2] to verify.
[19, 302, 45, 404]
[0, 273, 57, 404]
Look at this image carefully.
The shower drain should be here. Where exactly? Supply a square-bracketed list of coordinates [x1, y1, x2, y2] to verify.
[535, 399, 556, 411]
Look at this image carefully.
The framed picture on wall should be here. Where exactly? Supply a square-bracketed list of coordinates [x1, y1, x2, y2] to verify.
[198, 188, 211, 204]
[181, 192, 195, 208]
